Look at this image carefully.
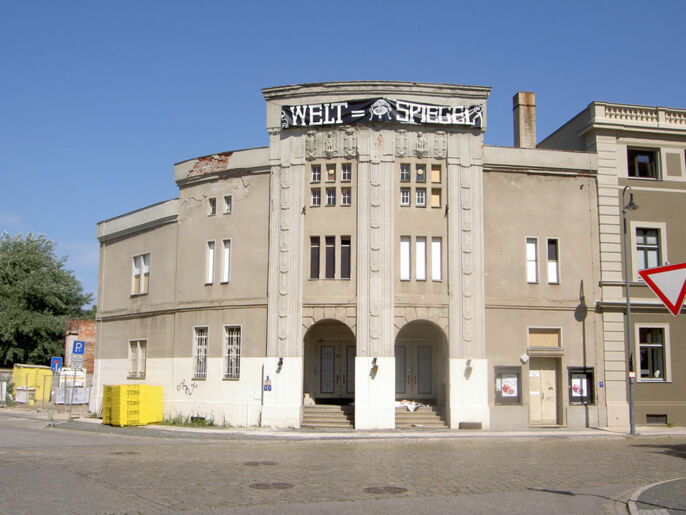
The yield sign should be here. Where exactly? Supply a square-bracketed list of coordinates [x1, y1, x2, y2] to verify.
[639, 262, 686, 317]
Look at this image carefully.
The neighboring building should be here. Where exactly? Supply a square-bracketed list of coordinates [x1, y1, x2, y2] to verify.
[65, 319, 96, 375]
[91, 81, 685, 429]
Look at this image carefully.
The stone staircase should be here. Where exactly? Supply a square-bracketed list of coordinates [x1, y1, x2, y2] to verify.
[302, 404, 354, 429]
[395, 405, 448, 429]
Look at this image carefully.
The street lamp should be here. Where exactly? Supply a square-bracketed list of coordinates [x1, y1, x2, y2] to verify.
[622, 185, 638, 435]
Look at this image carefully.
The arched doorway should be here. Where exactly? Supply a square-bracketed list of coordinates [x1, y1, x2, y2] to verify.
[303, 320, 356, 404]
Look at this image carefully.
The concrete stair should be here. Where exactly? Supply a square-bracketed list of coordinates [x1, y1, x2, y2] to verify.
[302, 405, 354, 429]
[395, 405, 448, 429]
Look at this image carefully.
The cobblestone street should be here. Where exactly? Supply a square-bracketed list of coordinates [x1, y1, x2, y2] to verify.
[1, 413, 685, 514]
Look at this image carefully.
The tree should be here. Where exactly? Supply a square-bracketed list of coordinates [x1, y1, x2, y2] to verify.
[0, 233, 93, 366]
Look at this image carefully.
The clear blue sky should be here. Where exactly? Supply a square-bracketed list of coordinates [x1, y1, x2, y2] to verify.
[2, 0, 685, 305]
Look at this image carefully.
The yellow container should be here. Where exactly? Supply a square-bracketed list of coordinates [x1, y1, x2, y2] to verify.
[12, 364, 52, 404]
[102, 384, 163, 426]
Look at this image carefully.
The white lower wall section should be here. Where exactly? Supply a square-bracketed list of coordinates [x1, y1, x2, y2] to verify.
[449, 358, 489, 429]
[354, 357, 395, 429]
[260, 357, 303, 428]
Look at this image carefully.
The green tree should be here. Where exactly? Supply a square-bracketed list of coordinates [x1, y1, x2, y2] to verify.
[0, 233, 93, 366]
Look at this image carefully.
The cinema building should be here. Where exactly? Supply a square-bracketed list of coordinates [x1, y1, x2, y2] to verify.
[91, 81, 686, 430]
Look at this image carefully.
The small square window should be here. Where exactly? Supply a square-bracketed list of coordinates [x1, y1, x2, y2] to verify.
[326, 166, 336, 182]
[208, 198, 217, 216]
[341, 188, 351, 206]
[400, 188, 411, 206]
[311, 189, 321, 207]
[628, 148, 659, 179]
[326, 188, 336, 206]
[311, 165, 321, 183]
[495, 366, 521, 405]
[342, 163, 352, 182]
[416, 188, 426, 207]
[223, 195, 233, 214]
[400, 164, 410, 182]
[416, 165, 426, 183]
[431, 188, 441, 207]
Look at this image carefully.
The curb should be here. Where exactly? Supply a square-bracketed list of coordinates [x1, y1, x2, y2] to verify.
[628, 477, 686, 515]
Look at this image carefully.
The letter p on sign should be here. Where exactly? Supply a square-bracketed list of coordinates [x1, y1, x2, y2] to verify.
[72, 340, 85, 355]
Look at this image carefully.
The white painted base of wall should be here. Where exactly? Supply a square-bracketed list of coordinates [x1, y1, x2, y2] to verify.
[449, 358, 489, 429]
[260, 357, 303, 428]
[354, 357, 395, 429]
[606, 401, 630, 429]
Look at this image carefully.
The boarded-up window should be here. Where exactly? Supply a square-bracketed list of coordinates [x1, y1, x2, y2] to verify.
[400, 236, 411, 280]
[528, 328, 561, 348]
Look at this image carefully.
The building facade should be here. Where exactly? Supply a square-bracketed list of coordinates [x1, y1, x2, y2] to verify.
[91, 81, 685, 429]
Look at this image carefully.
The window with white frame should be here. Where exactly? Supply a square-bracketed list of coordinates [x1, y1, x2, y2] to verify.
[193, 327, 208, 379]
[132, 253, 150, 295]
[311, 165, 321, 183]
[208, 197, 217, 216]
[341, 163, 352, 182]
[400, 163, 410, 182]
[637, 326, 669, 381]
[400, 188, 411, 206]
[311, 188, 321, 207]
[205, 241, 215, 284]
[400, 236, 411, 280]
[431, 237, 442, 281]
[547, 238, 559, 284]
[416, 237, 426, 280]
[223, 195, 233, 214]
[128, 340, 146, 379]
[416, 188, 426, 207]
[341, 187, 351, 206]
[526, 238, 538, 283]
[221, 239, 231, 283]
[326, 188, 336, 206]
[636, 228, 661, 270]
[224, 326, 241, 380]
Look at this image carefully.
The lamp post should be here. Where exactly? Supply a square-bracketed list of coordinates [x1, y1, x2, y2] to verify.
[622, 185, 638, 435]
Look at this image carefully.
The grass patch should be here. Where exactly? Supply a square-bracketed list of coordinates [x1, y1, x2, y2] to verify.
[161, 415, 216, 427]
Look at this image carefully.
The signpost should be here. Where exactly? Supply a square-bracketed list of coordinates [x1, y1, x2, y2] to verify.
[638, 262, 686, 317]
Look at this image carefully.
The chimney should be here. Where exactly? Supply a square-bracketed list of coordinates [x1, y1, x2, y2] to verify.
[513, 92, 536, 148]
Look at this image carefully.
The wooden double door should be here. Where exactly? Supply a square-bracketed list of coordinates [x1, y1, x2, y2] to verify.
[311, 341, 356, 400]
[395, 341, 434, 399]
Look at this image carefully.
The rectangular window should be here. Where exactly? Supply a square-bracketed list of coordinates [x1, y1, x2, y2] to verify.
[221, 239, 231, 283]
[311, 165, 321, 183]
[636, 228, 661, 270]
[639, 327, 666, 381]
[416, 188, 426, 207]
[431, 237, 442, 281]
[223, 195, 233, 214]
[416, 237, 426, 280]
[132, 253, 150, 295]
[326, 188, 336, 206]
[431, 188, 441, 208]
[495, 366, 521, 405]
[224, 326, 241, 380]
[568, 368, 594, 405]
[205, 241, 215, 284]
[547, 238, 559, 284]
[310, 236, 320, 279]
[400, 188, 410, 206]
[341, 163, 352, 182]
[628, 148, 659, 179]
[400, 163, 410, 182]
[341, 236, 351, 279]
[325, 236, 335, 279]
[416, 165, 426, 183]
[311, 188, 321, 207]
[193, 327, 208, 380]
[128, 340, 146, 379]
[341, 187, 351, 206]
[400, 236, 411, 281]
[208, 197, 217, 216]
[526, 238, 538, 283]
[528, 328, 561, 348]
[326, 166, 336, 182]
[431, 165, 441, 183]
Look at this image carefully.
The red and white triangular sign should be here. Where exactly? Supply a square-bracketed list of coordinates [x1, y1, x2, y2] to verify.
[638, 262, 686, 317]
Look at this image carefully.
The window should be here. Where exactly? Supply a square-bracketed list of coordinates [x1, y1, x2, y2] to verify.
[416, 237, 426, 280]
[400, 236, 411, 280]
[311, 188, 321, 207]
[325, 236, 335, 279]
[193, 327, 208, 380]
[341, 236, 351, 279]
[431, 237, 442, 281]
[416, 165, 426, 183]
[326, 188, 336, 206]
[431, 165, 441, 183]
[223, 195, 233, 214]
[128, 340, 146, 379]
[416, 188, 426, 207]
[628, 148, 659, 179]
[132, 253, 150, 295]
[636, 228, 661, 270]
[208, 197, 217, 216]
[526, 238, 538, 283]
[224, 326, 241, 380]
[326, 166, 336, 182]
[342, 163, 352, 182]
[547, 238, 559, 284]
[310, 236, 320, 279]
[568, 368, 594, 405]
[221, 239, 231, 283]
[205, 241, 215, 284]
[431, 188, 441, 208]
[400, 163, 410, 182]
[638, 326, 668, 381]
[341, 188, 351, 206]
[311, 165, 321, 183]
[528, 328, 561, 348]
[400, 188, 411, 206]
[495, 366, 521, 405]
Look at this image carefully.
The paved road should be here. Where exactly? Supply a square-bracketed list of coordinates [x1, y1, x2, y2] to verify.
[1, 411, 685, 514]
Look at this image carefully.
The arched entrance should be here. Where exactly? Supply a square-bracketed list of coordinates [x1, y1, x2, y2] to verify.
[395, 321, 448, 406]
[303, 320, 356, 404]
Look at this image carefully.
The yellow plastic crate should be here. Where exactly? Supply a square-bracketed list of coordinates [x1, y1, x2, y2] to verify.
[102, 384, 163, 426]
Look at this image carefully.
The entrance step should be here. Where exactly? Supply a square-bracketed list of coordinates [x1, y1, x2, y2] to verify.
[302, 405, 354, 429]
[395, 405, 448, 429]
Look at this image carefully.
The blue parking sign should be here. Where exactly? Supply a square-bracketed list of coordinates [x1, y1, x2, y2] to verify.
[72, 341, 85, 355]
